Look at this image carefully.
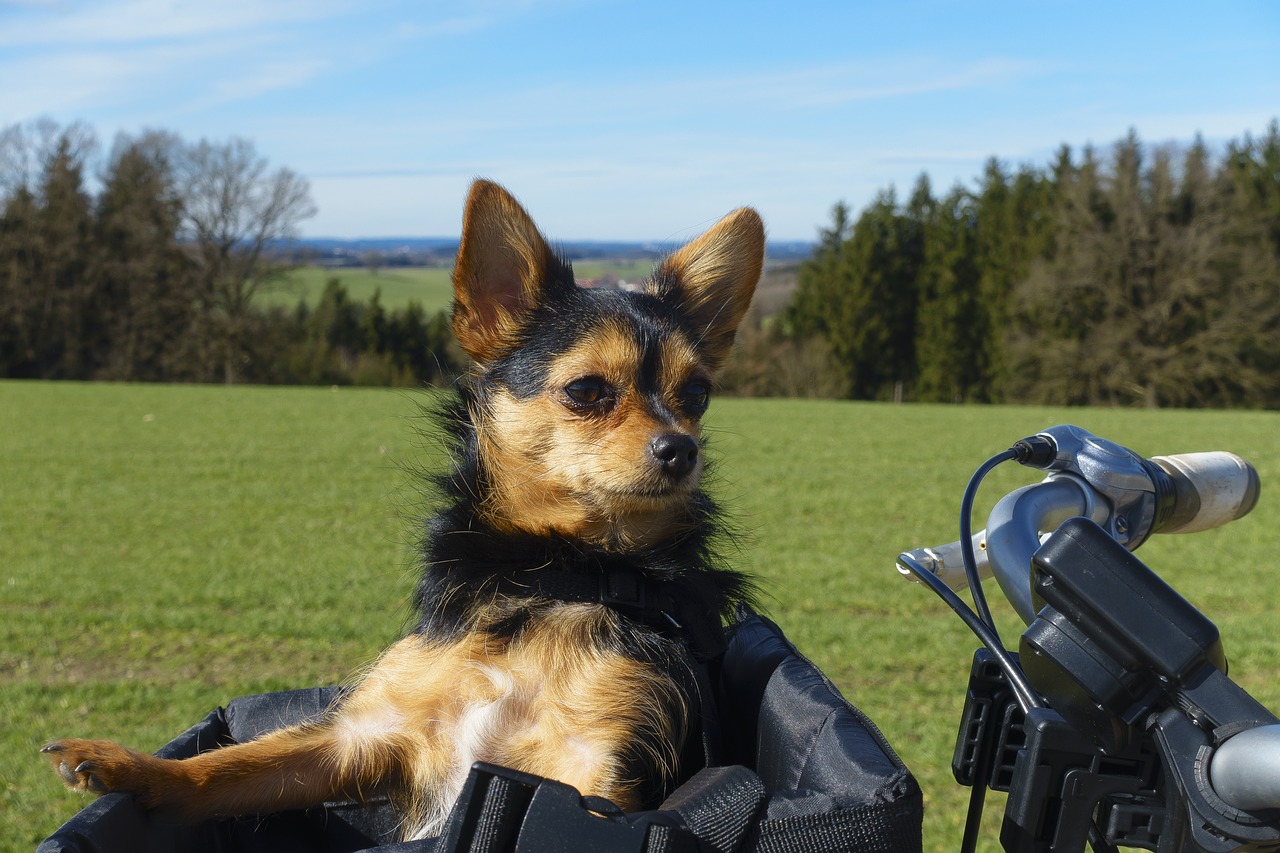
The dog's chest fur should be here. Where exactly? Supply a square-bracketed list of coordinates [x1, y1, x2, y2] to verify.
[346, 599, 691, 839]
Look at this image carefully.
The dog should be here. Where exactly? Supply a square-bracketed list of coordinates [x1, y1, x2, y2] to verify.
[43, 179, 765, 841]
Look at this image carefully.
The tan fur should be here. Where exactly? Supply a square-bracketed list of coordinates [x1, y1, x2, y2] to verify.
[46, 605, 682, 839]
[475, 323, 710, 549]
[651, 208, 765, 368]
[451, 180, 562, 364]
[43, 180, 762, 841]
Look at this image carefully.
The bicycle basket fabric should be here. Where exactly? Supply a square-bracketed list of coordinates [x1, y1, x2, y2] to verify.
[715, 610, 923, 853]
[39, 611, 922, 853]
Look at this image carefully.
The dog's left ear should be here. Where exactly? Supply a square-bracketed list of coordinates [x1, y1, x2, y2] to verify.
[451, 180, 571, 364]
[651, 208, 765, 369]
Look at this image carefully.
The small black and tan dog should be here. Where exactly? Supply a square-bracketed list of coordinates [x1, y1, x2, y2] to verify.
[43, 180, 765, 841]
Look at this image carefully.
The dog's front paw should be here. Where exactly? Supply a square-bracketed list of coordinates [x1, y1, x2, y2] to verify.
[42, 739, 152, 800]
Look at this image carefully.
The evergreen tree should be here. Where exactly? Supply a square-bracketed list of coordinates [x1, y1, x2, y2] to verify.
[973, 160, 1052, 397]
[33, 133, 97, 378]
[0, 122, 198, 382]
[787, 203, 852, 338]
[0, 186, 42, 375]
[1006, 144, 1111, 404]
[1005, 129, 1280, 407]
[361, 287, 388, 354]
[93, 131, 195, 380]
[840, 188, 923, 400]
[915, 185, 985, 401]
[1205, 132, 1280, 405]
[785, 201, 855, 391]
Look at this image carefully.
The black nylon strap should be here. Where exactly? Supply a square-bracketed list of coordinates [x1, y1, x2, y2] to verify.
[746, 798, 925, 853]
[468, 775, 529, 852]
[495, 566, 727, 660]
[658, 765, 766, 853]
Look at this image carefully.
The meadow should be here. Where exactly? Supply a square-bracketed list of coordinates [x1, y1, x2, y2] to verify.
[4, 380, 1279, 851]
[260, 265, 456, 313]
[262, 259, 659, 313]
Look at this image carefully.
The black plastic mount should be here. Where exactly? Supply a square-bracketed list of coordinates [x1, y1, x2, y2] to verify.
[435, 763, 700, 853]
[954, 649, 1169, 852]
[1021, 516, 1226, 752]
[952, 519, 1280, 852]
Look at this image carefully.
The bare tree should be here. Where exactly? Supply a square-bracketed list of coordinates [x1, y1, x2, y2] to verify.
[94, 130, 195, 380]
[175, 137, 316, 383]
[0, 117, 97, 201]
[0, 121, 98, 378]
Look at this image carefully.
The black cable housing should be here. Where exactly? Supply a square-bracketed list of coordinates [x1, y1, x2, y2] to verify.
[960, 449, 1018, 638]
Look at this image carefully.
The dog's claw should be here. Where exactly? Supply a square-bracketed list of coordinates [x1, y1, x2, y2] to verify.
[47, 756, 106, 793]
[42, 738, 137, 796]
[74, 763, 108, 794]
[55, 760, 79, 786]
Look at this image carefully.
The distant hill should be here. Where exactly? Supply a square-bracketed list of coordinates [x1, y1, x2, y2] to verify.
[278, 237, 812, 268]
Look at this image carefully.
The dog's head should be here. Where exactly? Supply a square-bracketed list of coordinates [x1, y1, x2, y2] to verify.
[450, 180, 763, 549]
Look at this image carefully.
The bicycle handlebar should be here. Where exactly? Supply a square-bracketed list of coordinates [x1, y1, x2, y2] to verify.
[1150, 451, 1261, 534]
[895, 425, 1276, 826]
[1209, 724, 1280, 812]
[897, 427, 1260, 615]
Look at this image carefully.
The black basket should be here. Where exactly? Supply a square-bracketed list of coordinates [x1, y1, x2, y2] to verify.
[39, 613, 922, 853]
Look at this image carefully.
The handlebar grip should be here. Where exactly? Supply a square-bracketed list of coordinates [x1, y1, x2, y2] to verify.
[1151, 452, 1261, 534]
[1209, 724, 1280, 812]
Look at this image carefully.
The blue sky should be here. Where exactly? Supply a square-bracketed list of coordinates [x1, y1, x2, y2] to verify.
[2, 0, 1278, 243]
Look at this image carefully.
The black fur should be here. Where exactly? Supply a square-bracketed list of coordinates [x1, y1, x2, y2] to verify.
[483, 280, 708, 404]
[411, 383, 751, 806]
[413, 383, 752, 647]
[414, 280, 751, 642]
[408, 278, 755, 804]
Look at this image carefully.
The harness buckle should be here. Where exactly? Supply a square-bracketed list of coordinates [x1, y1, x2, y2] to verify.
[599, 568, 646, 611]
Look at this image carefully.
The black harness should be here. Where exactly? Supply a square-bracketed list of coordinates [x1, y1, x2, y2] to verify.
[415, 507, 745, 790]
[492, 563, 730, 661]
[489, 559, 732, 792]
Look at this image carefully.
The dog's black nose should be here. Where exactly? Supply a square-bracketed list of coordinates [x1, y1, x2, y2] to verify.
[650, 434, 699, 478]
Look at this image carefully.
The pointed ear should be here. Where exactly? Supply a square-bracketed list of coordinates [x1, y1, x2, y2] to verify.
[651, 207, 765, 369]
[451, 180, 568, 363]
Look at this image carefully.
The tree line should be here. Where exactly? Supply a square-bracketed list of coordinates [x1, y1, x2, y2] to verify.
[778, 122, 1280, 408]
[0, 119, 458, 386]
[5, 118, 1278, 406]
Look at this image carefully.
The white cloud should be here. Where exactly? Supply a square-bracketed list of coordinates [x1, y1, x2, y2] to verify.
[3, 0, 1273, 242]
[648, 56, 1049, 113]
[196, 58, 334, 110]
[0, 0, 347, 46]
[393, 14, 496, 40]
[0, 32, 286, 120]
[0, 0, 516, 124]
[0, 45, 185, 118]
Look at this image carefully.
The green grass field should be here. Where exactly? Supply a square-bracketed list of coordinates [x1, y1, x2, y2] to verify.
[261, 266, 456, 313]
[262, 259, 660, 314]
[4, 381, 1279, 851]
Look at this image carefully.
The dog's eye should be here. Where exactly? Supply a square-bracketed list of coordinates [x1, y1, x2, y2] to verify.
[564, 377, 612, 408]
[681, 379, 710, 415]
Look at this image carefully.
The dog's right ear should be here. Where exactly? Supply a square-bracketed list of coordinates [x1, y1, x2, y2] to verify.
[651, 207, 765, 370]
[451, 180, 569, 364]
